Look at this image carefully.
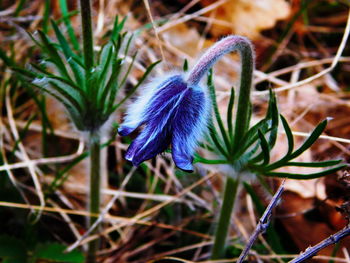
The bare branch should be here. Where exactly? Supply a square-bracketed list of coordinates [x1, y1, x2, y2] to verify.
[289, 226, 350, 263]
[237, 180, 285, 263]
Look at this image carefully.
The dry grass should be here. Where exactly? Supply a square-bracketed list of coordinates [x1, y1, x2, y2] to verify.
[0, 0, 350, 262]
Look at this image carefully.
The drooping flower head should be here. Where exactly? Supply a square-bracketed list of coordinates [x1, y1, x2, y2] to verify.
[119, 36, 254, 172]
[118, 74, 211, 172]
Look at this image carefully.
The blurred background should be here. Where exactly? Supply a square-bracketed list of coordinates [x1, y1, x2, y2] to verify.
[0, 0, 350, 262]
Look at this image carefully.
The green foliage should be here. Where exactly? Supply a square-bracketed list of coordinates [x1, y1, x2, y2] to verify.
[0, 11, 161, 262]
[183, 59, 189, 72]
[196, 71, 345, 180]
[58, 0, 80, 51]
[9, 16, 159, 132]
[0, 235, 27, 263]
[33, 243, 85, 263]
[0, 236, 84, 263]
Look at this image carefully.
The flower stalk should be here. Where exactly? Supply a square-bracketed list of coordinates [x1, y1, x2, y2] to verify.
[187, 36, 254, 151]
[187, 36, 254, 259]
[80, 0, 99, 261]
[80, 0, 94, 71]
[211, 176, 240, 259]
[231, 42, 254, 151]
[86, 131, 101, 263]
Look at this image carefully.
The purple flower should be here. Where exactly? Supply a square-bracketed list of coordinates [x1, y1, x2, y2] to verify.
[119, 36, 254, 172]
[118, 74, 210, 172]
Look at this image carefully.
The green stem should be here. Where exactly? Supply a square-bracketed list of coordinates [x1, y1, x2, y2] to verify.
[211, 176, 239, 259]
[42, 0, 50, 33]
[79, 0, 94, 71]
[232, 44, 254, 152]
[186, 36, 254, 152]
[186, 36, 254, 259]
[59, 0, 80, 51]
[86, 131, 101, 263]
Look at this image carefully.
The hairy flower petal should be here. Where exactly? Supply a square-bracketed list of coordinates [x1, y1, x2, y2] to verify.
[172, 87, 210, 172]
[120, 74, 210, 171]
[125, 123, 171, 166]
[118, 75, 186, 135]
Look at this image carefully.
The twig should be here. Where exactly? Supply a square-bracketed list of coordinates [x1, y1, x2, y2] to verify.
[74, 173, 217, 248]
[157, 0, 228, 33]
[289, 131, 350, 144]
[65, 167, 136, 252]
[0, 138, 84, 171]
[5, 77, 45, 219]
[343, 247, 350, 263]
[142, 0, 166, 62]
[237, 180, 285, 263]
[0, 15, 40, 23]
[289, 225, 350, 263]
[255, 8, 350, 96]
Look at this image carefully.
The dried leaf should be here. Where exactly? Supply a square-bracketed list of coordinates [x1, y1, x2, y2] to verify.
[201, 0, 291, 39]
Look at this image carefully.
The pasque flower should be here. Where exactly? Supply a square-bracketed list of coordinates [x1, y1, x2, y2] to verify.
[119, 35, 253, 172]
[118, 74, 211, 172]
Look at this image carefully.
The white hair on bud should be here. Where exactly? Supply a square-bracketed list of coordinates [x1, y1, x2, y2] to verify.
[121, 71, 183, 131]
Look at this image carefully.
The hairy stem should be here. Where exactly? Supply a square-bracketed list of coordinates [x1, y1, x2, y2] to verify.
[86, 131, 101, 263]
[187, 36, 254, 259]
[187, 36, 254, 152]
[232, 43, 254, 151]
[79, 0, 94, 71]
[211, 176, 239, 259]
[80, 1, 99, 261]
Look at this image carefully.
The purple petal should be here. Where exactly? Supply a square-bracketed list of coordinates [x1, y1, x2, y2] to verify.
[118, 126, 136, 136]
[143, 75, 188, 123]
[119, 75, 186, 137]
[124, 75, 189, 166]
[171, 87, 209, 172]
[125, 139, 141, 161]
[172, 152, 194, 172]
[122, 74, 210, 170]
[125, 123, 171, 166]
